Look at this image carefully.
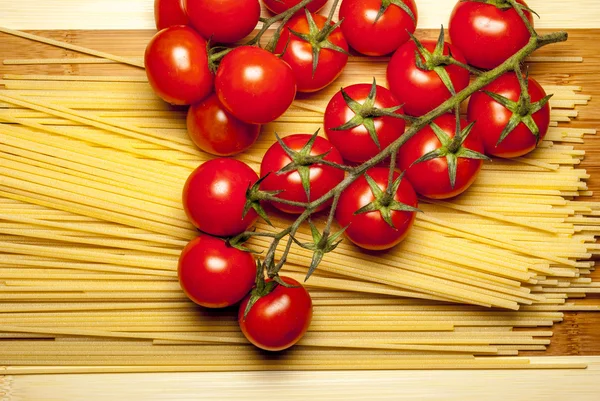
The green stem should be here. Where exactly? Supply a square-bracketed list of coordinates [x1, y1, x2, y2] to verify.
[253, 28, 568, 282]
[246, 0, 317, 48]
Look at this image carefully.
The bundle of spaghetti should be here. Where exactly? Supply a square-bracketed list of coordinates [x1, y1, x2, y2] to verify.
[0, 32, 598, 372]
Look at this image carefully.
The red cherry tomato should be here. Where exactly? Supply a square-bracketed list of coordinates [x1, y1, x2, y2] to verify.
[324, 83, 405, 163]
[238, 276, 313, 351]
[178, 235, 256, 308]
[154, 0, 189, 30]
[260, 134, 345, 214]
[187, 94, 261, 157]
[467, 72, 550, 158]
[144, 26, 213, 106]
[215, 46, 297, 125]
[184, 0, 261, 43]
[339, 0, 418, 56]
[398, 114, 485, 199]
[274, 12, 348, 93]
[182, 158, 258, 237]
[263, 0, 328, 15]
[387, 39, 470, 117]
[448, 0, 533, 70]
[336, 167, 417, 250]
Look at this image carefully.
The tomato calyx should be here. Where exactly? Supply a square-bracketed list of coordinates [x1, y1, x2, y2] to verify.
[482, 69, 553, 146]
[355, 172, 420, 228]
[274, 130, 343, 201]
[375, 0, 417, 24]
[242, 260, 278, 319]
[244, 175, 279, 226]
[286, 9, 349, 77]
[292, 220, 347, 280]
[411, 110, 489, 189]
[207, 44, 234, 73]
[332, 78, 409, 149]
[473, 0, 539, 18]
[409, 28, 479, 95]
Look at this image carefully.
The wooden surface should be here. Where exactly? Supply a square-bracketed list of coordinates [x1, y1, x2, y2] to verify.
[1, 0, 600, 30]
[1, 356, 600, 401]
[1, 15, 600, 401]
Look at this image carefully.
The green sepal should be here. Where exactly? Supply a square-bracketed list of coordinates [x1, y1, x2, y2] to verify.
[292, 221, 347, 280]
[227, 231, 263, 254]
[376, 0, 416, 24]
[242, 260, 277, 320]
[243, 174, 277, 226]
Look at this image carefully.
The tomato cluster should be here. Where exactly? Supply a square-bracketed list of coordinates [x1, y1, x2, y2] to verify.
[147, 0, 552, 353]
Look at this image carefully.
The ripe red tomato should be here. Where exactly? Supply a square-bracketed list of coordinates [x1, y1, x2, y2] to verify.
[336, 167, 417, 250]
[182, 158, 258, 237]
[260, 134, 345, 214]
[187, 94, 261, 157]
[448, 0, 533, 69]
[154, 0, 189, 30]
[215, 46, 297, 125]
[184, 0, 260, 43]
[263, 0, 328, 15]
[387, 39, 470, 117]
[238, 276, 313, 351]
[467, 72, 550, 158]
[274, 12, 348, 93]
[339, 0, 418, 56]
[324, 83, 405, 163]
[398, 114, 485, 199]
[178, 235, 256, 308]
[144, 26, 213, 106]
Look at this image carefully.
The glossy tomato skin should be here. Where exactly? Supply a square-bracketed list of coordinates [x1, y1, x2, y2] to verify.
[263, 0, 328, 15]
[182, 158, 258, 237]
[178, 235, 255, 308]
[339, 0, 418, 56]
[154, 0, 189, 30]
[324, 84, 405, 163]
[398, 114, 484, 199]
[387, 39, 470, 117]
[215, 46, 297, 125]
[260, 134, 345, 214]
[145, 26, 213, 106]
[449, 0, 533, 70]
[274, 13, 348, 93]
[467, 73, 550, 158]
[336, 168, 417, 250]
[184, 0, 260, 43]
[238, 276, 313, 351]
[187, 94, 261, 157]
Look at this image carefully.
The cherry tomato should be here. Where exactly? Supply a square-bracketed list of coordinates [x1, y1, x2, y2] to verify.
[336, 167, 417, 250]
[215, 46, 297, 125]
[467, 72, 550, 158]
[274, 12, 348, 93]
[260, 134, 345, 214]
[178, 235, 256, 308]
[154, 0, 189, 30]
[183, 158, 258, 237]
[398, 114, 485, 199]
[184, 0, 260, 43]
[448, 0, 533, 70]
[339, 0, 418, 56]
[144, 26, 213, 106]
[238, 276, 313, 351]
[263, 0, 328, 15]
[387, 39, 470, 117]
[187, 94, 261, 157]
[324, 83, 405, 163]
